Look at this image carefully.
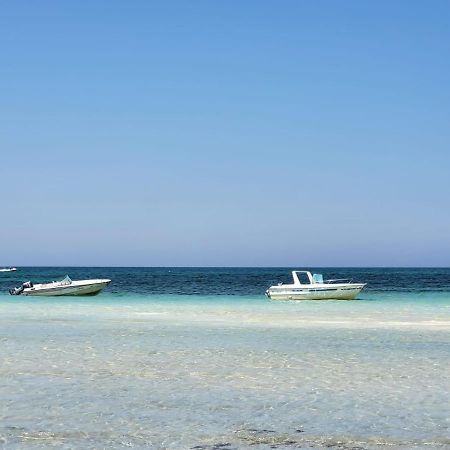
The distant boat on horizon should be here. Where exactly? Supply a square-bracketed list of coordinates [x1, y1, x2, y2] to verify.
[0, 267, 17, 272]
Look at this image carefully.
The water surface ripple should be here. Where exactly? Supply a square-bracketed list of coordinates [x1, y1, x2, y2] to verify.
[0, 268, 449, 449]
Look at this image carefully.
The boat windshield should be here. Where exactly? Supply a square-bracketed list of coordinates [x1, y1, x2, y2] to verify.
[312, 273, 324, 283]
[296, 272, 311, 285]
[60, 275, 72, 286]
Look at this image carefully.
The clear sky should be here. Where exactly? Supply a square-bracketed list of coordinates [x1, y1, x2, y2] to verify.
[1, 1, 449, 267]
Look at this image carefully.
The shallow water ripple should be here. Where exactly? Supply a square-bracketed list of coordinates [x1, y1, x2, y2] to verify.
[1, 291, 450, 449]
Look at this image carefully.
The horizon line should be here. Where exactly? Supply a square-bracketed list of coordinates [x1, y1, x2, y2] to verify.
[5, 265, 450, 269]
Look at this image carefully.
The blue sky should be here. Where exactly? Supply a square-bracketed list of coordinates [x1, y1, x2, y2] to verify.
[1, 1, 449, 266]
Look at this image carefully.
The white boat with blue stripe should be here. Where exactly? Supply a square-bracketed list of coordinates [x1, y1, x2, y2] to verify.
[266, 271, 366, 300]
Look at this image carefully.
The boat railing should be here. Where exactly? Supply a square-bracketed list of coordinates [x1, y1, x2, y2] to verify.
[324, 278, 353, 284]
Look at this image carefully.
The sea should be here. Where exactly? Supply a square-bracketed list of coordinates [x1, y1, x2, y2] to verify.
[0, 267, 449, 450]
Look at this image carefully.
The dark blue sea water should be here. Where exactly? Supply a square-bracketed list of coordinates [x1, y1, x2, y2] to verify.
[2, 267, 450, 296]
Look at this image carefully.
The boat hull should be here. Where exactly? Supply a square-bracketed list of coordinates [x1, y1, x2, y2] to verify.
[23, 281, 110, 297]
[266, 284, 365, 300]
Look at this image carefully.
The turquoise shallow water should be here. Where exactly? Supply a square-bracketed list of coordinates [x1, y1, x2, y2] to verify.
[1, 268, 450, 449]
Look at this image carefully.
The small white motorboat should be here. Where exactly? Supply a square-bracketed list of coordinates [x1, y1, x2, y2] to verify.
[266, 271, 366, 300]
[9, 275, 111, 296]
[0, 267, 17, 272]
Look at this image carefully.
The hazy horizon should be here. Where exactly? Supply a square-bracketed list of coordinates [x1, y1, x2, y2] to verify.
[4, 265, 450, 269]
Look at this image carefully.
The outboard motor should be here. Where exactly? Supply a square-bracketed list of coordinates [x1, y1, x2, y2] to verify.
[9, 281, 33, 295]
[9, 286, 24, 295]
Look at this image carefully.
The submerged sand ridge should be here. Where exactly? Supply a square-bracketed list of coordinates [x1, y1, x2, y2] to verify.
[0, 293, 449, 449]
